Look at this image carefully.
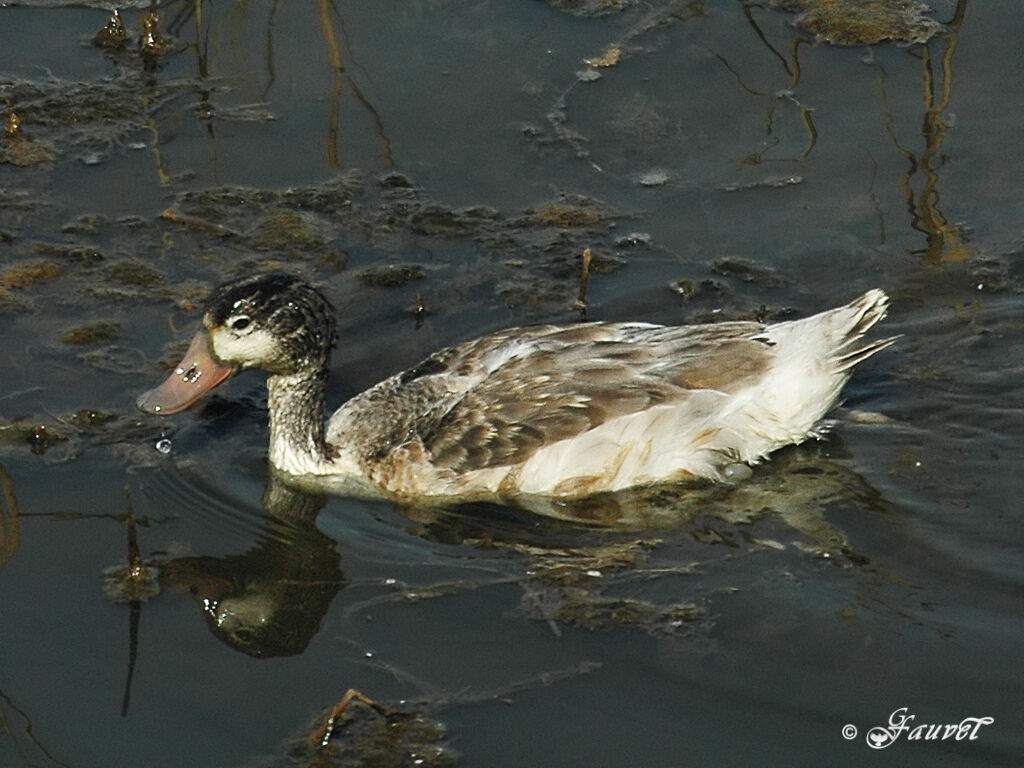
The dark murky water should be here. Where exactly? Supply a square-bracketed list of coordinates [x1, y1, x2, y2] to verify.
[1, 1, 1022, 766]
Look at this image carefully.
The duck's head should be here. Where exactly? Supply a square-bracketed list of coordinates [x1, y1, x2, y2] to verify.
[138, 273, 337, 415]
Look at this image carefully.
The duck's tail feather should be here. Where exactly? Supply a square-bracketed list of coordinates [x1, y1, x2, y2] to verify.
[830, 289, 899, 372]
[834, 334, 899, 372]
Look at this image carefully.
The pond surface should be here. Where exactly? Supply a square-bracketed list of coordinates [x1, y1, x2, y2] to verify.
[0, 1, 1022, 766]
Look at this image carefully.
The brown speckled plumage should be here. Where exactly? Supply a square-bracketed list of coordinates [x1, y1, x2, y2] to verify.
[410, 323, 773, 474]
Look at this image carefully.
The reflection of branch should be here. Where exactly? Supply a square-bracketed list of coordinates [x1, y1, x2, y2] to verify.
[0, 464, 18, 573]
[880, 0, 969, 263]
[915, 1, 968, 262]
[193, 0, 207, 79]
[317, 1, 394, 170]
[708, 50, 765, 96]
[785, 35, 804, 91]
[797, 103, 817, 160]
[347, 75, 394, 168]
[743, 3, 792, 76]
[318, 0, 345, 170]
[717, 12, 817, 163]
[262, 0, 280, 102]
[143, 103, 171, 185]
[785, 36, 817, 160]
[121, 488, 142, 718]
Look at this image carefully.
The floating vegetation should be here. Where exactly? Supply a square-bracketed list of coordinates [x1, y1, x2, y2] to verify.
[0, 289, 28, 313]
[0, 261, 64, 289]
[0, 66, 196, 172]
[139, 11, 173, 62]
[61, 214, 107, 236]
[521, 538, 664, 585]
[0, 401, 158, 468]
[0, 78, 169, 131]
[0, 421, 68, 456]
[524, 587, 705, 634]
[710, 257, 785, 287]
[108, 259, 165, 287]
[31, 243, 105, 264]
[771, 0, 943, 46]
[496, 536, 708, 635]
[289, 689, 455, 767]
[281, 660, 606, 766]
[528, 198, 612, 228]
[163, 177, 630, 310]
[358, 264, 427, 288]
[0, 112, 53, 167]
[25, 424, 65, 455]
[160, 208, 240, 238]
[93, 9, 128, 49]
[249, 211, 346, 262]
[61, 322, 119, 346]
[409, 205, 501, 238]
[585, 46, 622, 68]
[67, 409, 119, 429]
[306, 689, 453, 764]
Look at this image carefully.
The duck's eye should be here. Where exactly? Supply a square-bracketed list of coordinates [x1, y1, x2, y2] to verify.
[229, 316, 251, 332]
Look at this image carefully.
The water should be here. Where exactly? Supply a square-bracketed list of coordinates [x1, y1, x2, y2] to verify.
[0, 1, 1022, 766]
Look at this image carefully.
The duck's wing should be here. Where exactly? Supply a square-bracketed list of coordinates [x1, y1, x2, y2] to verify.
[403, 320, 773, 474]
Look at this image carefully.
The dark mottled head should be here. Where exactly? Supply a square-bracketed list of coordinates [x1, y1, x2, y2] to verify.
[204, 273, 337, 375]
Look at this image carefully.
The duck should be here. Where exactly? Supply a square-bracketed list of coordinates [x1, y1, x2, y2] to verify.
[137, 273, 895, 502]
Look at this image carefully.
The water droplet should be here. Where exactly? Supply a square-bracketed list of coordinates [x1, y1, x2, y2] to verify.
[155, 438, 172, 454]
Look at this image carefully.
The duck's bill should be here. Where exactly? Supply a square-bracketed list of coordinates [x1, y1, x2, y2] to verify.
[137, 331, 235, 415]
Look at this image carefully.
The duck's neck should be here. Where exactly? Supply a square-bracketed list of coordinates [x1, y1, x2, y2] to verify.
[266, 364, 335, 475]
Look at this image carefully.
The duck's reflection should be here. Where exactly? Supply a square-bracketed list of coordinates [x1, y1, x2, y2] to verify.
[404, 438, 886, 562]
[158, 479, 344, 658]
[140, 435, 885, 661]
